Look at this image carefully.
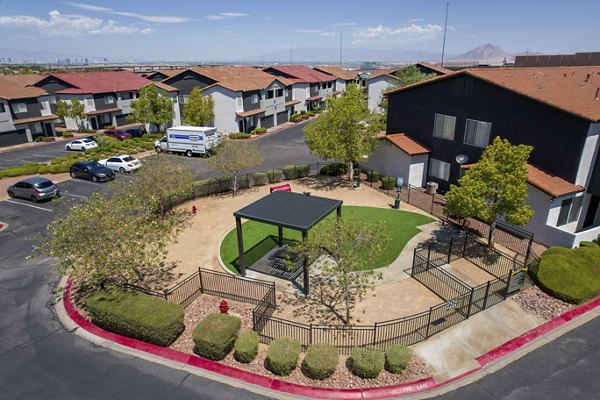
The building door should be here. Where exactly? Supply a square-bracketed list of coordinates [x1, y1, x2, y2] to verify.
[91, 117, 98, 130]
[583, 195, 600, 229]
[44, 122, 53, 136]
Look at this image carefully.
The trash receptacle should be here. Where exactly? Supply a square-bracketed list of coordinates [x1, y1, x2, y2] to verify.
[426, 181, 438, 195]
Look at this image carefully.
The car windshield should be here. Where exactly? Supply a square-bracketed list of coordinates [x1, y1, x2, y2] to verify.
[34, 181, 53, 189]
[82, 139, 94, 143]
[87, 162, 104, 170]
[122, 156, 134, 162]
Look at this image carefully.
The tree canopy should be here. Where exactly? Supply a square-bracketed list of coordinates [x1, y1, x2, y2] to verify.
[304, 83, 378, 181]
[207, 140, 263, 195]
[393, 65, 437, 86]
[183, 86, 215, 126]
[56, 98, 86, 132]
[444, 137, 534, 246]
[127, 85, 174, 132]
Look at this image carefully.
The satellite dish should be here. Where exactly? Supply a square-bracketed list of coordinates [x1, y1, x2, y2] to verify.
[455, 154, 469, 164]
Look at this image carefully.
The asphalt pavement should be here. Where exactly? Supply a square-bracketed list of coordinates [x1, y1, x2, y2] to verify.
[1, 123, 599, 399]
[0, 139, 78, 169]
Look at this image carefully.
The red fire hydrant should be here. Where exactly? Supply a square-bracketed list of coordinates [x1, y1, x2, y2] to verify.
[219, 300, 229, 314]
[191, 205, 197, 215]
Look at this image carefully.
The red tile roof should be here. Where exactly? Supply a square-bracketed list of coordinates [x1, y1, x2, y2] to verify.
[386, 66, 600, 122]
[41, 71, 152, 95]
[285, 99, 301, 107]
[314, 66, 357, 81]
[266, 65, 335, 83]
[143, 81, 178, 92]
[383, 133, 431, 156]
[461, 162, 584, 198]
[169, 66, 294, 92]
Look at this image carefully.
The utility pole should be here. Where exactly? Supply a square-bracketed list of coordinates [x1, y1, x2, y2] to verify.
[290, 44, 293, 65]
[339, 32, 343, 68]
[440, 2, 450, 67]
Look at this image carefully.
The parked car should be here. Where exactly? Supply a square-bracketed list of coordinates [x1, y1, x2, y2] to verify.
[69, 160, 115, 182]
[99, 154, 141, 173]
[65, 138, 98, 151]
[6, 177, 60, 202]
[104, 129, 133, 141]
[124, 127, 145, 138]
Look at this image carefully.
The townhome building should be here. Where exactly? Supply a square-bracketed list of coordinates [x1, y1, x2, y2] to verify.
[263, 65, 336, 112]
[32, 71, 180, 131]
[162, 66, 296, 133]
[0, 74, 58, 147]
[369, 66, 600, 247]
[313, 65, 358, 93]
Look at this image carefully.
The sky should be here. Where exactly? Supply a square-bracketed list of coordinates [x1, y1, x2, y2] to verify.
[0, 0, 598, 62]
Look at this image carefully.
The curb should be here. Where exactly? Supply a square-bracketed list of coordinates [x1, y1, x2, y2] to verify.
[61, 278, 600, 399]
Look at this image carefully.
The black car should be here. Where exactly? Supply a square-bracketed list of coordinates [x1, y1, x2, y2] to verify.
[125, 127, 145, 138]
[69, 160, 115, 182]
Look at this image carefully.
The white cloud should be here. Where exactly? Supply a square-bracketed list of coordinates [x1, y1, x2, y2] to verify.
[206, 12, 249, 21]
[352, 24, 442, 44]
[407, 18, 425, 23]
[0, 10, 149, 36]
[206, 15, 227, 21]
[62, 2, 112, 12]
[110, 11, 190, 23]
[140, 27, 154, 35]
[296, 29, 335, 37]
[320, 32, 335, 37]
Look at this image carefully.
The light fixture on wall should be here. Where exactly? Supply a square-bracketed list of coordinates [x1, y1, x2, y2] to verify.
[455, 154, 469, 165]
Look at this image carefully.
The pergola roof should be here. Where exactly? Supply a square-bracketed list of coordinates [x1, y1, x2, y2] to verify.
[234, 191, 343, 232]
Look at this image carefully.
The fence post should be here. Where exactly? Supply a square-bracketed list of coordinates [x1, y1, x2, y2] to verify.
[427, 243, 432, 270]
[373, 322, 378, 346]
[430, 193, 435, 215]
[198, 267, 204, 293]
[425, 306, 433, 338]
[407, 184, 411, 203]
[482, 280, 491, 310]
[447, 237, 454, 264]
[462, 234, 469, 257]
[411, 248, 417, 276]
[309, 323, 313, 346]
[163, 289, 169, 302]
[467, 288, 475, 318]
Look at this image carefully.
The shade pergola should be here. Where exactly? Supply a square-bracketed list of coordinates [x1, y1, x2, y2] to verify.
[233, 191, 343, 295]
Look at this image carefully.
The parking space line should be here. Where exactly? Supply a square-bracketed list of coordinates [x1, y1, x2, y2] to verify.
[70, 179, 107, 187]
[5, 199, 54, 212]
[62, 192, 88, 199]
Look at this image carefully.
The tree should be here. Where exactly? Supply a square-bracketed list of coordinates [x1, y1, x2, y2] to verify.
[290, 217, 388, 325]
[127, 85, 174, 132]
[304, 83, 378, 181]
[444, 137, 534, 247]
[207, 140, 263, 196]
[35, 156, 193, 292]
[183, 86, 215, 126]
[56, 98, 86, 132]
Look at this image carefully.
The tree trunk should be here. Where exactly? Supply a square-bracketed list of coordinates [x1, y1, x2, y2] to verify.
[344, 284, 351, 325]
[488, 220, 496, 249]
[233, 173, 238, 197]
[348, 161, 354, 182]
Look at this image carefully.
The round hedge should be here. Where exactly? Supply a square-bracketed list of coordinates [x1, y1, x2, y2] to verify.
[351, 347, 384, 379]
[366, 171, 380, 182]
[253, 172, 267, 186]
[266, 169, 283, 183]
[385, 345, 412, 374]
[266, 337, 301, 376]
[302, 343, 339, 380]
[234, 330, 260, 363]
[380, 176, 396, 190]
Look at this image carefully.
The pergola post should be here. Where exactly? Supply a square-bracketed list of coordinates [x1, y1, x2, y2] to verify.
[337, 205, 342, 218]
[278, 226, 283, 247]
[302, 230, 309, 296]
[236, 217, 246, 276]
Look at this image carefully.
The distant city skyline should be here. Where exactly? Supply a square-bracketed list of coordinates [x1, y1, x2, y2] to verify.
[0, 0, 598, 63]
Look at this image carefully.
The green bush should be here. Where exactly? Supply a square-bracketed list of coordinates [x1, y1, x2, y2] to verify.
[192, 313, 241, 360]
[580, 241, 599, 248]
[234, 330, 260, 363]
[283, 165, 298, 180]
[534, 246, 600, 304]
[351, 347, 385, 379]
[296, 164, 310, 178]
[82, 129, 96, 133]
[254, 127, 267, 134]
[385, 345, 412, 374]
[312, 106, 322, 114]
[228, 133, 251, 140]
[300, 110, 306, 115]
[290, 114, 301, 123]
[320, 163, 348, 176]
[266, 337, 301, 376]
[302, 114, 310, 120]
[41, 136, 56, 142]
[62, 132, 74, 138]
[95, 135, 118, 148]
[49, 164, 70, 174]
[366, 171, 380, 182]
[253, 172, 267, 186]
[55, 131, 64, 137]
[85, 287, 184, 347]
[380, 176, 396, 190]
[302, 343, 338, 380]
[306, 111, 315, 117]
[38, 165, 51, 174]
[237, 175, 250, 190]
[266, 169, 283, 183]
[104, 125, 116, 129]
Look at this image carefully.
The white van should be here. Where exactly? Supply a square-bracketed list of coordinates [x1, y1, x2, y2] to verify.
[154, 126, 219, 157]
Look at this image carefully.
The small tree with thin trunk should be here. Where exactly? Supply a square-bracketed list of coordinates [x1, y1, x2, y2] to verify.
[127, 85, 174, 132]
[56, 98, 86, 132]
[183, 86, 215, 126]
[207, 140, 263, 196]
[291, 216, 388, 325]
[444, 136, 534, 247]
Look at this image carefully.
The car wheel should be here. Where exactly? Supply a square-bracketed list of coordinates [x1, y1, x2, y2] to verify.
[7, 190, 14, 198]
[155, 147, 162, 153]
[186, 150, 193, 157]
[30, 195, 38, 203]
[66, 145, 71, 151]
[69, 171, 76, 178]
[119, 167, 126, 173]
[92, 176, 98, 183]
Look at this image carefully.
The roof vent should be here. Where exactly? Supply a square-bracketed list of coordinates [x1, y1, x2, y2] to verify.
[596, 87, 599, 101]
[564, 73, 567, 77]
[585, 73, 591, 82]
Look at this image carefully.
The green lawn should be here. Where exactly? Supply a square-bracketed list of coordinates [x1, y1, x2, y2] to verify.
[220, 206, 434, 274]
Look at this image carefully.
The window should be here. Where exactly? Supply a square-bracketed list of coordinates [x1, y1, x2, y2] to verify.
[87, 99, 94, 106]
[464, 119, 492, 147]
[0, 102, 6, 113]
[251, 93, 259, 104]
[557, 196, 583, 226]
[105, 96, 114, 105]
[40, 102, 46, 110]
[14, 103, 27, 113]
[433, 113, 456, 140]
[429, 158, 451, 181]
[49, 95, 56, 104]
[236, 96, 242, 107]
[276, 88, 283, 97]
[120, 92, 131, 100]
[284, 89, 289, 97]
[266, 90, 274, 99]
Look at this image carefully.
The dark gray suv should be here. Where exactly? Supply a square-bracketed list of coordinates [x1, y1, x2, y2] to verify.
[69, 160, 115, 182]
[7, 177, 60, 202]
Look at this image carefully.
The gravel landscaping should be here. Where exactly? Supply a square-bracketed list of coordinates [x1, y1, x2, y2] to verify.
[512, 284, 574, 320]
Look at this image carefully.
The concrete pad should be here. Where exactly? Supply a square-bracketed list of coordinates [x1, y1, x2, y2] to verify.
[442, 258, 495, 287]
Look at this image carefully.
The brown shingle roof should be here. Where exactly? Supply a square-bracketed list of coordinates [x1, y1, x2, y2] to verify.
[86, 107, 122, 116]
[181, 66, 294, 92]
[413, 62, 453, 75]
[314, 66, 357, 80]
[386, 66, 600, 122]
[0, 75, 48, 100]
[265, 65, 335, 83]
[460, 162, 584, 198]
[13, 114, 58, 125]
[38, 71, 152, 95]
[383, 133, 431, 156]
[143, 81, 178, 92]
[236, 108, 266, 118]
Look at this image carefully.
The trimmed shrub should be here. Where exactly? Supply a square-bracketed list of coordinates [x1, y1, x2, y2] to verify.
[104, 125, 116, 129]
[62, 132, 74, 138]
[85, 287, 184, 347]
[380, 176, 396, 190]
[300, 110, 306, 115]
[228, 133, 251, 140]
[267, 337, 301, 376]
[366, 171, 380, 182]
[303, 343, 339, 380]
[193, 177, 232, 196]
[320, 163, 348, 176]
[580, 241, 599, 248]
[38, 165, 51, 174]
[253, 172, 268, 186]
[254, 127, 267, 134]
[237, 175, 250, 190]
[351, 347, 385, 379]
[192, 313, 241, 360]
[49, 163, 71, 174]
[41, 136, 56, 142]
[385, 345, 412, 374]
[266, 169, 283, 183]
[234, 330, 260, 363]
[302, 114, 310, 120]
[306, 111, 315, 117]
[296, 164, 310, 178]
[290, 114, 301, 123]
[283, 165, 298, 180]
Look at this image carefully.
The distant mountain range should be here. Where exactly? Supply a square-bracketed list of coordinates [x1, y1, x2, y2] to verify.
[0, 44, 520, 65]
